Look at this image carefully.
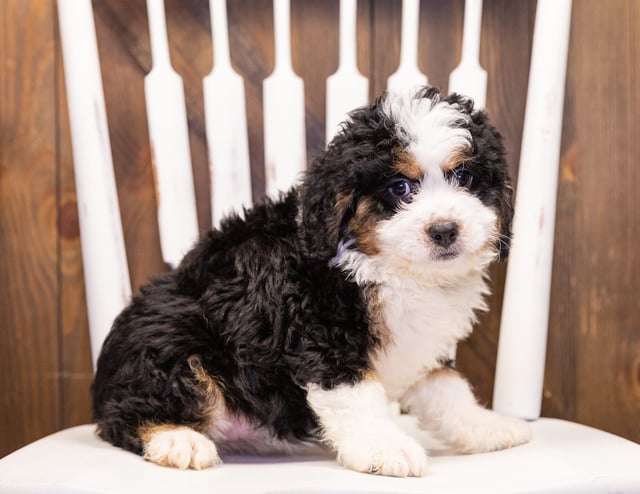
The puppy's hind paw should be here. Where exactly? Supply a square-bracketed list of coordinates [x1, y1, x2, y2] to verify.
[141, 425, 221, 470]
[337, 433, 428, 478]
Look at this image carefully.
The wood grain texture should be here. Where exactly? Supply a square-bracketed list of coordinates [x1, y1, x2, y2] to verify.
[550, 0, 640, 437]
[93, 0, 167, 291]
[0, 0, 61, 453]
[1, 0, 640, 458]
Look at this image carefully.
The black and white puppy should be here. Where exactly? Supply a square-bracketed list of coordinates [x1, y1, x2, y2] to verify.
[92, 85, 531, 477]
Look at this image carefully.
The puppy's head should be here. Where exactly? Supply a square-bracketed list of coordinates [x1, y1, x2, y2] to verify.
[299, 86, 513, 283]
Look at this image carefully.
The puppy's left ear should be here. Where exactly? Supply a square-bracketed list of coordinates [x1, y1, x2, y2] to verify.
[449, 92, 514, 260]
[496, 178, 514, 259]
[473, 110, 513, 260]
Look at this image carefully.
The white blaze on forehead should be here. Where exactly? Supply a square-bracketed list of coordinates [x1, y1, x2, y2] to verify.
[381, 90, 472, 175]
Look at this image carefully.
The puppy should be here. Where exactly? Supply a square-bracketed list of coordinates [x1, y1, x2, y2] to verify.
[92, 85, 531, 477]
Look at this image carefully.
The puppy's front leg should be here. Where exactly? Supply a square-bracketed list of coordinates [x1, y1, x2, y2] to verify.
[401, 368, 532, 454]
[306, 377, 428, 477]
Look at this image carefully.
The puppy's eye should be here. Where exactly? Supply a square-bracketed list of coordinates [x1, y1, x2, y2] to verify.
[387, 179, 412, 198]
[449, 165, 473, 188]
[379, 177, 417, 207]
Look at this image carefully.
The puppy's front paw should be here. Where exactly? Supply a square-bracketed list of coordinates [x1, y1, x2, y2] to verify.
[449, 409, 532, 454]
[337, 433, 428, 477]
[142, 426, 221, 470]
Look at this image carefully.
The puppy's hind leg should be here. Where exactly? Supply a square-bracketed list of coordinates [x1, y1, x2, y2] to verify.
[136, 357, 226, 470]
[139, 424, 221, 470]
[94, 352, 227, 470]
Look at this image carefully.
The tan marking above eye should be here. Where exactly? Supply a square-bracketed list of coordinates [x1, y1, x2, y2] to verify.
[392, 149, 423, 181]
[348, 197, 381, 256]
[443, 148, 473, 172]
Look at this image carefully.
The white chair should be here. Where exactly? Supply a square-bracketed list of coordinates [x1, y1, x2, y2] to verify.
[2, 0, 639, 492]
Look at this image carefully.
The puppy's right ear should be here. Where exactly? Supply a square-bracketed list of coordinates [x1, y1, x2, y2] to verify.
[298, 98, 390, 262]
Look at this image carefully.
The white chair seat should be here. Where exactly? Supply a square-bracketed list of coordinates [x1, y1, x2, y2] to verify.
[1, 418, 639, 494]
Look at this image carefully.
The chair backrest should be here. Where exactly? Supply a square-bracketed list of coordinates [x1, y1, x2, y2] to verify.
[57, 0, 572, 422]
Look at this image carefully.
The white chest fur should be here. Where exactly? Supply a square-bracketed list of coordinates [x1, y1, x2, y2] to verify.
[371, 273, 489, 400]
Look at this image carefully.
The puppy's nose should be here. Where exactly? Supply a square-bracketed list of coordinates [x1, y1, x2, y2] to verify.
[427, 222, 459, 248]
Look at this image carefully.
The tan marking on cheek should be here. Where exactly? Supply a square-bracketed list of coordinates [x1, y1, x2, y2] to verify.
[348, 197, 381, 256]
[393, 149, 423, 180]
[329, 190, 355, 243]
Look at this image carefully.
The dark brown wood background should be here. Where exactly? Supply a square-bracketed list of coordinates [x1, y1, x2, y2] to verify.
[1, 0, 639, 457]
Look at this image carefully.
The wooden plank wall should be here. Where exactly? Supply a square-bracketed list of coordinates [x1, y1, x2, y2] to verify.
[1, 0, 639, 457]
